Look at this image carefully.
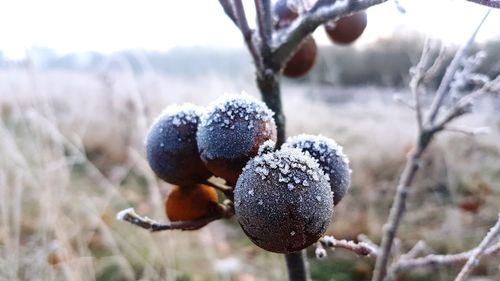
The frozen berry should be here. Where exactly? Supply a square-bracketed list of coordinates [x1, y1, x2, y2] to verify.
[325, 12, 367, 45]
[284, 134, 351, 205]
[234, 144, 333, 253]
[165, 184, 219, 221]
[146, 104, 212, 185]
[197, 94, 277, 185]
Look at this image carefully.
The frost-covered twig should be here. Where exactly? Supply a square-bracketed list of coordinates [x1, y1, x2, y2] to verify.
[274, 0, 388, 66]
[231, 0, 263, 71]
[254, 0, 273, 56]
[454, 213, 500, 281]
[116, 204, 234, 232]
[466, 0, 500, 8]
[371, 10, 493, 281]
[409, 38, 433, 132]
[390, 239, 500, 273]
[426, 10, 490, 124]
[218, 0, 237, 24]
[399, 240, 428, 260]
[319, 236, 378, 257]
[443, 126, 490, 136]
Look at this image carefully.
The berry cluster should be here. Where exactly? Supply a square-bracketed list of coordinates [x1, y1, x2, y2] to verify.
[274, 0, 368, 78]
[145, 93, 351, 254]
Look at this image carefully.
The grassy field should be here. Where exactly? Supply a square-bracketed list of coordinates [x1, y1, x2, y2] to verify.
[0, 67, 499, 281]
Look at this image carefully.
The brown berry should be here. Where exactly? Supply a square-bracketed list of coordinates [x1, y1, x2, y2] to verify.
[197, 94, 277, 185]
[284, 134, 351, 205]
[283, 36, 318, 78]
[234, 143, 333, 253]
[146, 104, 212, 185]
[325, 12, 367, 45]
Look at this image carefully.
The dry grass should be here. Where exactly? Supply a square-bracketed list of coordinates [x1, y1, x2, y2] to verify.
[0, 67, 499, 281]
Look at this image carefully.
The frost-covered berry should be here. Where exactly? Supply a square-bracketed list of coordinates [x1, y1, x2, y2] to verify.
[234, 144, 333, 253]
[197, 94, 277, 185]
[284, 134, 351, 205]
[146, 104, 212, 185]
[165, 184, 219, 221]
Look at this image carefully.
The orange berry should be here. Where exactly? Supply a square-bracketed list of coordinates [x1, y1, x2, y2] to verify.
[165, 184, 219, 221]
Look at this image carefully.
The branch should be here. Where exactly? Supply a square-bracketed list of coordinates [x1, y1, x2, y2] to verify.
[454, 213, 500, 281]
[409, 38, 433, 132]
[116, 204, 234, 232]
[218, 0, 237, 25]
[371, 144, 426, 281]
[230, 0, 263, 70]
[432, 74, 500, 131]
[443, 126, 490, 136]
[319, 236, 379, 257]
[372, 11, 494, 281]
[254, 0, 273, 57]
[466, 0, 500, 8]
[274, 0, 388, 66]
[426, 10, 491, 124]
[399, 240, 428, 260]
[393, 239, 500, 273]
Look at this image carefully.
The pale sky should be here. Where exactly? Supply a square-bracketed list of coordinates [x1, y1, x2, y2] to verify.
[0, 0, 498, 59]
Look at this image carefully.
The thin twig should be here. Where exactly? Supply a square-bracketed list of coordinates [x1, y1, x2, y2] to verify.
[432, 74, 500, 131]
[399, 240, 428, 260]
[357, 234, 381, 252]
[274, 0, 388, 66]
[371, 144, 426, 281]
[385, 239, 500, 281]
[426, 10, 491, 124]
[218, 0, 238, 25]
[443, 126, 490, 136]
[409, 38, 433, 132]
[232, 0, 263, 70]
[254, 0, 273, 57]
[395, 240, 500, 272]
[393, 95, 415, 111]
[454, 214, 500, 281]
[423, 44, 448, 83]
[320, 236, 378, 257]
[116, 204, 234, 232]
[371, 11, 494, 281]
[466, 0, 500, 8]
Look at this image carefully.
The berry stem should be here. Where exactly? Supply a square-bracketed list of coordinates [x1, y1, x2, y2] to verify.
[204, 179, 234, 201]
[285, 251, 310, 281]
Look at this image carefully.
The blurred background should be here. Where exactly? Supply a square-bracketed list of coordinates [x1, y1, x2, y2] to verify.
[1, 0, 499, 280]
